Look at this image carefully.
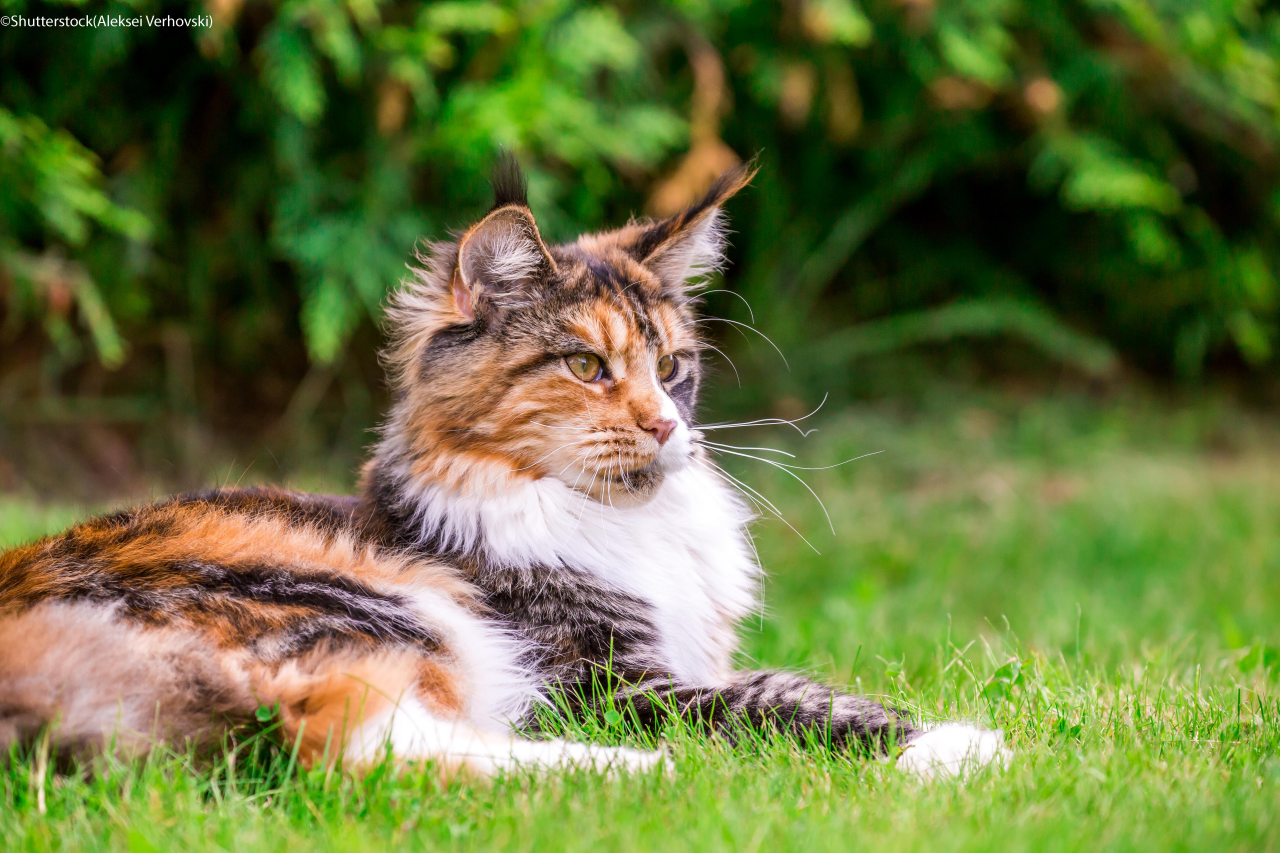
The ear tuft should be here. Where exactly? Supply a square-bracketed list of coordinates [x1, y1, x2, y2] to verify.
[491, 150, 530, 210]
[631, 161, 757, 291]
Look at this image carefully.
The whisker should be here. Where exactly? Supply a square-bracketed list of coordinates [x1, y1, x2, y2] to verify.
[707, 462, 774, 517]
[697, 340, 743, 388]
[621, 277, 660, 297]
[698, 393, 828, 436]
[698, 421, 816, 436]
[555, 445, 596, 480]
[695, 317, 790, 372]
[704, 444, 885, 471]
[707, 461, 820, 555]
[528, 421, 606, 432]
[560, 448, 599, 542]
[699, 289, 756, 324]
[705, 446, 836, 535]
[604, 456, 622, 518]
[578, 371, 606, 437]
[701, 440, 796, 459]
[466, 440, 582, 496]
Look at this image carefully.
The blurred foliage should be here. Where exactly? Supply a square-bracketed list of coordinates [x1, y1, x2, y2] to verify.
[1, 0, 1279, 472]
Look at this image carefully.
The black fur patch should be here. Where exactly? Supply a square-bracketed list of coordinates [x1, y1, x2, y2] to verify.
[491, 150, 529, 210]
[666, 370, 699, 424]
[184, 561, 437, 648]
[420, 321, 486, 374]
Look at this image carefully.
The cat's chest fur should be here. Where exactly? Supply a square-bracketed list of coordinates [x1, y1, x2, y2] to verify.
[408, 461, 760, 684]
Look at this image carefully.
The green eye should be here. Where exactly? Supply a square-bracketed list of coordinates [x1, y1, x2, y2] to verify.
[657, 353, 678, 382]
[566, 353, 604, 382]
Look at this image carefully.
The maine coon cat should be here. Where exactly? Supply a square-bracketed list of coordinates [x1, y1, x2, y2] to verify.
[0, 159, 1005, 779]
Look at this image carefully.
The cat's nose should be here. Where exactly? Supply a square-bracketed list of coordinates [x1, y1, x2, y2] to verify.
[642, 417, 677, 447]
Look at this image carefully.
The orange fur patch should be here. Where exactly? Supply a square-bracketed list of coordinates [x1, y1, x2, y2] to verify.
[1, 496, 474, 648]
[254, 646, 427, 767]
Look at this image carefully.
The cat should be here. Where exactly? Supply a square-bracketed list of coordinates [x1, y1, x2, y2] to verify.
[0, 157, 1005, 779]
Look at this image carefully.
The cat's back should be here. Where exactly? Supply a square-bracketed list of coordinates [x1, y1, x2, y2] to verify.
[0, 487, 468, 656]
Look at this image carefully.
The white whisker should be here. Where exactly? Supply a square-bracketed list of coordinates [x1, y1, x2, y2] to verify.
[697, 340, 743, 387]
[707, 461, 820, 555]
[465, 440, 581, 497]
[698, 394, 828, 436]
[705, 446, 836, 535]
[704, 444, 884, 471]
[695, 317, 790, 372]
[529, 421, 606, 433]
[699, 289, 756, 324]
[701, 441, 796, 459]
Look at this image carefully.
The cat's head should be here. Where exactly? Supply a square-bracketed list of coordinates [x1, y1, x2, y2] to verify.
[381, 156, 753, 505]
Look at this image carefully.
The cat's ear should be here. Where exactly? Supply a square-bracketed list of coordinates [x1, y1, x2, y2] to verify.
[452, 155, 556, 321]
[452, 207, 555, 320]
[629, 162, 756, 291]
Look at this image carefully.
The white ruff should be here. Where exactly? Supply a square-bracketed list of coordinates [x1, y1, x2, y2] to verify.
[392, 576, 542, 727]
[400, 458, 761, 684]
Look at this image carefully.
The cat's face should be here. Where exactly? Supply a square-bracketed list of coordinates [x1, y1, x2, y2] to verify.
[382, 162, 752, 505]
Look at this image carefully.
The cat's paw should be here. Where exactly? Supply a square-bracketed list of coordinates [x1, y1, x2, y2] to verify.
[895, 723, 1009, 781]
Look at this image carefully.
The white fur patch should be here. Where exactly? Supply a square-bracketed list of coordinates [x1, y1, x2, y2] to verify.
[656, 381, 693, 471]
[895, 723, 1010, 780]
[474, 229, 542, 287]
[397, 456, 760, 685]
[349, 696, 665, 775]
[392, 578, 542, 727]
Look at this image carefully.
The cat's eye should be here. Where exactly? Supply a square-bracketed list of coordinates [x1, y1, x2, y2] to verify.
[566, 353, 604, 382]
[657, 354, 678, 382]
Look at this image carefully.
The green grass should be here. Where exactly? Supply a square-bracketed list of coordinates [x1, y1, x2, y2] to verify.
[3, 389, 1280, 851]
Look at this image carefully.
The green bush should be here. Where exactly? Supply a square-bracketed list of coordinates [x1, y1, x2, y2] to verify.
[1, 0, 1278, 447]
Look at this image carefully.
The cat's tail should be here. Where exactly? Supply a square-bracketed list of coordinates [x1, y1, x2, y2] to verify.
[0, 601, 254, 761]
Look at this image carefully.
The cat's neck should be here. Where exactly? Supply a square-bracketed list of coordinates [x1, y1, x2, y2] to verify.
[354, 417, 545, 554]
[358, 430, 762, 683]
[358, 434, 748, 566]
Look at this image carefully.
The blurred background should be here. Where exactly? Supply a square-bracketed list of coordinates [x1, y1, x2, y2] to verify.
[1, 0, 1279, 497]
[3, 0, 1280, 725]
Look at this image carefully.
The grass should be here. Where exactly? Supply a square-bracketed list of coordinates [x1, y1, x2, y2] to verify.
[3, 387, 1280, 851]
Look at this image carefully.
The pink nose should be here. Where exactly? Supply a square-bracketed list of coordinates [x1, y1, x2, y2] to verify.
[643, 417, 677, 447]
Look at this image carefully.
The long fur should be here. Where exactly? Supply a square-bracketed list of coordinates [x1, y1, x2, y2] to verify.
[0, 158, 1005, 779]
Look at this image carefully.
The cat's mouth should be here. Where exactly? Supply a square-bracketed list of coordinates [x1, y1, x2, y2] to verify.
[604, 462, 663, 488]
[554, 429, 693, 503]
[562, 456, 668, 504]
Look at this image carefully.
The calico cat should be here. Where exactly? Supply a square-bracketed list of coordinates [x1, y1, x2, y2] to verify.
[0, 158, 1005, 779]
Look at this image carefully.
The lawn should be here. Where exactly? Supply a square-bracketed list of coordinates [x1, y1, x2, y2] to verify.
[3, 387, 1279, 851]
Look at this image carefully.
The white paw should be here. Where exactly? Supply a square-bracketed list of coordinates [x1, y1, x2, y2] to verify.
[596, 745, 669, 775]
[895, 723, 1010, 781]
